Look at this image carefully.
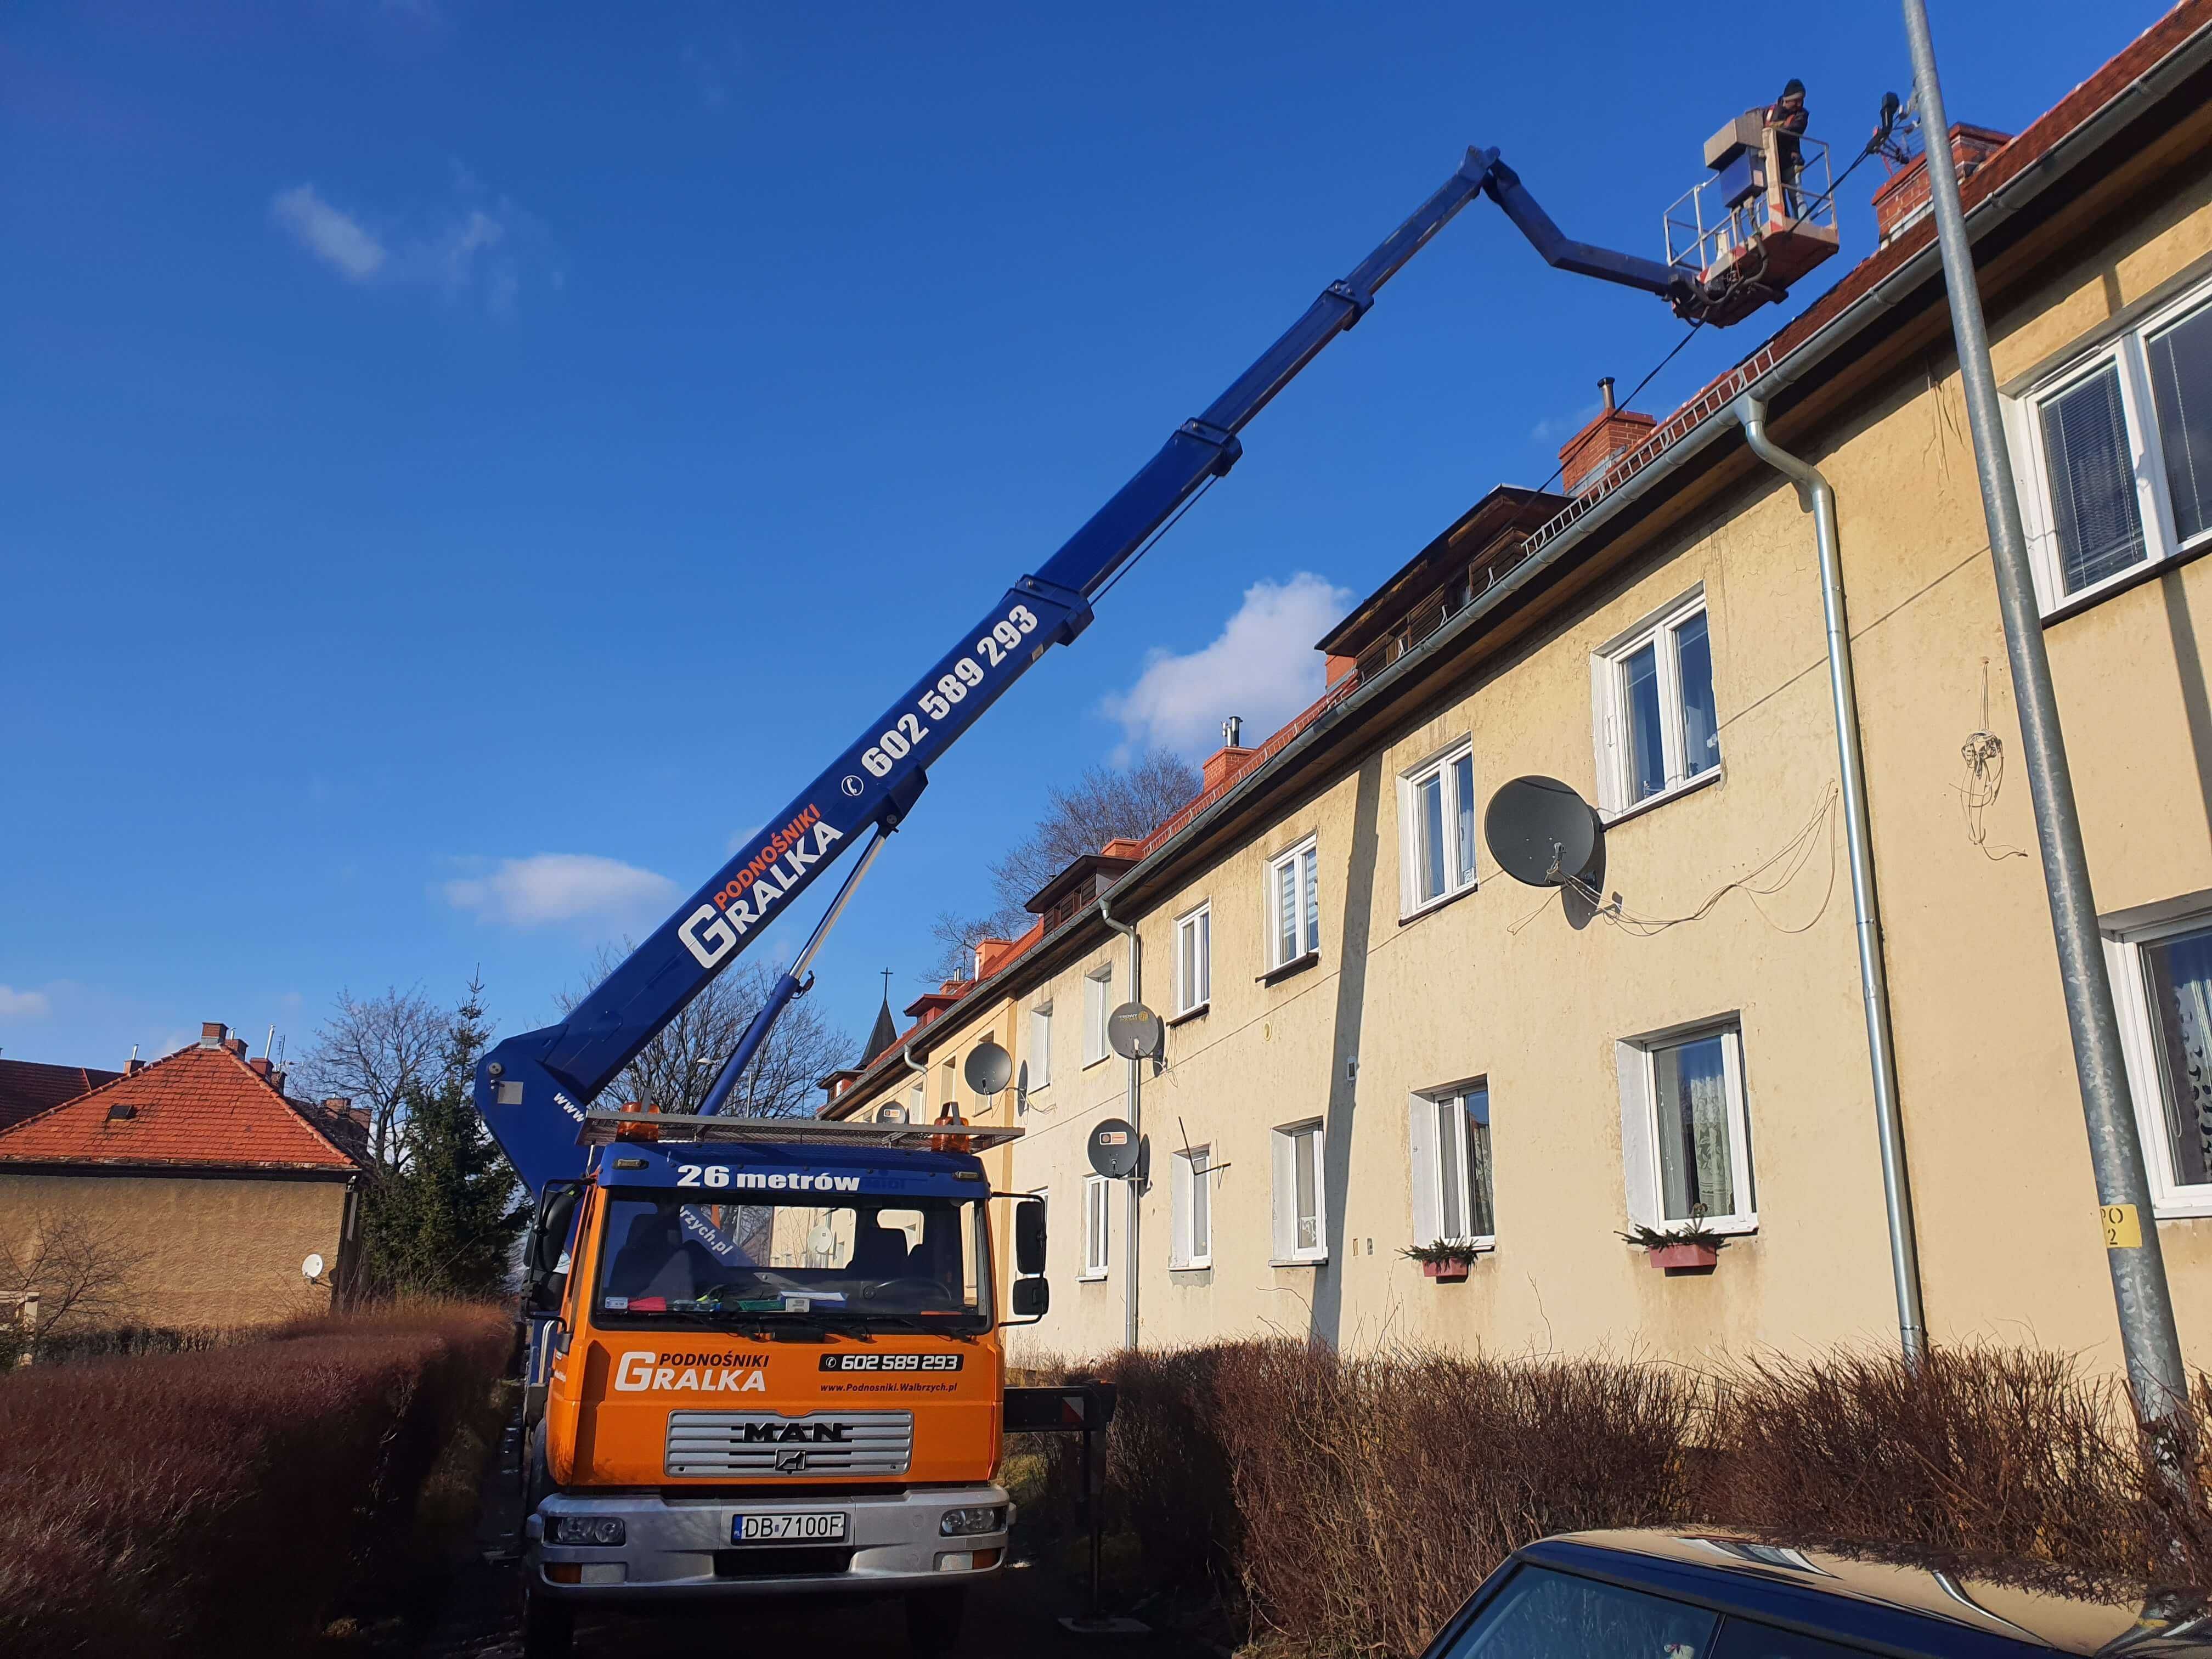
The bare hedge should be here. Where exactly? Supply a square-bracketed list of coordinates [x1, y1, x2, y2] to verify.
[0, 1301, 511, 1656]
[1019, 1340, 2212, 1658]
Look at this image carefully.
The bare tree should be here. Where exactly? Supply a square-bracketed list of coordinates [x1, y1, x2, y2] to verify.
[927, 749, 1200, 978]
[561, 945, 857, 1118]
[295, 985, 450, 1171]
[0, 1206, 154, 1353]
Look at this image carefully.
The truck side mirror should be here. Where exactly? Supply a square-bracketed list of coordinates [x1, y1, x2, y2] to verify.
[532, 1184, 580, 1276]
[528, 1269, 568, 1314]
[1009, 1277, 1049, 1319]
[1014, 1199, 1047, 1278]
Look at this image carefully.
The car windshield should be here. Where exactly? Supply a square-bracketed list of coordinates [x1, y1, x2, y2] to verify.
[592, 1193, 989, 1330]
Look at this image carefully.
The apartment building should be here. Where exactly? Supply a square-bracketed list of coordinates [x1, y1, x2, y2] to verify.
[822, 3, 2212, 1374]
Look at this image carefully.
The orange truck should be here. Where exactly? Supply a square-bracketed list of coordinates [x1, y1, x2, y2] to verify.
[515, 1109, 1045, 1657]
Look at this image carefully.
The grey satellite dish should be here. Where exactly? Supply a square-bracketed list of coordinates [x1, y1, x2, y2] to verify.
[875, 1102, 910, 1125]
[1087, 1117, 1140, 1179]
[1485, 775, 1604, 888]
[964, 1040, 1014, 1098]
[1107, 1002, 1165, 1061]
[1014, 1059, 1029, 1116]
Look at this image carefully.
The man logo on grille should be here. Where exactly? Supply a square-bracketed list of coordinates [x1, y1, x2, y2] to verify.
[776, 1447, 809, 1473]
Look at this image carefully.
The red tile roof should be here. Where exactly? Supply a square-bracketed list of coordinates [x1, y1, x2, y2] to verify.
[0, 1058, 122, 1133]
[0, 1040, 363, 1174]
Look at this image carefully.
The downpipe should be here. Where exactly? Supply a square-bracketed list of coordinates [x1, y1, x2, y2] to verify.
[1099, 894, 1142, 1353]
[1735, 394, 1928, 1364]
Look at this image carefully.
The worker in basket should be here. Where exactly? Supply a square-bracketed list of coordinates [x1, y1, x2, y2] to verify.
[1766, 78, 1809, 215]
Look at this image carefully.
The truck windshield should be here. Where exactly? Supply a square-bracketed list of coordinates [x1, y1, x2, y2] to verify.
[592, 1193, 989, 1330]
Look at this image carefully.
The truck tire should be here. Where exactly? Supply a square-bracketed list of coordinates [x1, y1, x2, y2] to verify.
[905, 1585, 966, 1652]
[521, 1579, 573, 1659]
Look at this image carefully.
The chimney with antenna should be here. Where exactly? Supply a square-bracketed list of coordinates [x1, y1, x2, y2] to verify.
[1203, 714, 1258, 794]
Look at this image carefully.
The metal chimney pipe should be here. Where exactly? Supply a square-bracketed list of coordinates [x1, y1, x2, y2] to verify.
[1222, 716, 1243, 747]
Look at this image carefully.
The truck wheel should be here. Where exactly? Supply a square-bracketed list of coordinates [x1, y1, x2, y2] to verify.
[905, 1585, 966, 1652]
[521, 1578, 573, 1659]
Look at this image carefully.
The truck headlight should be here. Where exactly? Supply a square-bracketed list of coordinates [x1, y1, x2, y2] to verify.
[549, 1515, 627, 1546]
[939, 1505, 1006, 1537]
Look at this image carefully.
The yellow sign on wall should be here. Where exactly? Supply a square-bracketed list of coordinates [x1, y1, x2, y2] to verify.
[2102, 1204, 2142, 1249]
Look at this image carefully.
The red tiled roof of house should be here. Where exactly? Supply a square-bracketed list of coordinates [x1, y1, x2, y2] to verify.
[0, 1058, 123, 1133]
[0, 1036, 363, 1174]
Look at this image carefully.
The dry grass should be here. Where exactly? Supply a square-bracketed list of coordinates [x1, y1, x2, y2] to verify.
[0, 1300, 511, 1657]
[1019, 1339, 2212, 1659]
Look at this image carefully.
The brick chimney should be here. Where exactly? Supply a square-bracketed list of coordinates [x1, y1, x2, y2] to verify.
[126, 1057, 145, 1076]
[323, 1096, 352, 1117]
[223, 1036, 248, 1059]
[268, 1068, 286, 1093]
[1558, 378, 1657, 497]
[1100, 837, 1146, 860]
[1203, 715, 1259, 793]
[349, 1107, 370, 1131]
[249, 1057, 272, 1079]
[1872, 124, 2012, 247]
[200, 1022, 228, 1049]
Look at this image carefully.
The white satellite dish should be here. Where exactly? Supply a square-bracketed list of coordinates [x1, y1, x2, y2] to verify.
[301, 1252, 325, 1282]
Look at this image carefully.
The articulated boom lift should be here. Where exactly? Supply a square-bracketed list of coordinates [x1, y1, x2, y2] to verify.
[475, 144, 1787, 1193]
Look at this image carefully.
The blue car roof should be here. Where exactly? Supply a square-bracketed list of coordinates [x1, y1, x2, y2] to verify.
[1449, 1532, 2208, 1658]
[594, 1136, 985, 1203]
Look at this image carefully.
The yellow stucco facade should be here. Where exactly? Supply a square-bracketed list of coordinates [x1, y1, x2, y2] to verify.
[825, 17, 2212, 1375]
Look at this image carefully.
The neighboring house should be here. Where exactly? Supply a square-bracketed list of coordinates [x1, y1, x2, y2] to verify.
[0, 1022, 369, 1329]
[0, 1057, 122, 1133]
[823, 4, 2212, 1375]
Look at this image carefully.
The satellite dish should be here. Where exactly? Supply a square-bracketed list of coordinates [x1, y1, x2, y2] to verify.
[1087, 1117, 1140, 1179]
[806, 1224, 834, 1256]
[1107, 1003, 1165, 1061]
[874, 1102, 909, 1124]
[964, 1041, 1014, 1098]
[1485, 775, 1605, 888]
[1014, 1060, 1029, 1116]
[301, 1252, 325, 1282]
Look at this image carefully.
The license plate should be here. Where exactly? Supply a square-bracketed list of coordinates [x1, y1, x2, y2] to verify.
[733, 1511, 849, 1544]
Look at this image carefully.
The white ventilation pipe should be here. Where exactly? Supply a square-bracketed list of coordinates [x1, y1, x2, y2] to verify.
[1735, 393, 1926, 1363]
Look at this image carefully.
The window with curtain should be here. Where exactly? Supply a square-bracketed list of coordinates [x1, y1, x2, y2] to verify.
[1595, 594, 1719, 814]
[1648, 1028, 1752, 1226]
[1170, 1146, 1212, 1268]
[1268, 839, 1321, 968]
[1410, 1083, 1496, 1246]
[1175, 904, 1211, 1014]
[1272, 1119, 1325, 1261]
[1401, 742, 1479, 911]
[1082, 1174, 1110, 1277]
[1082, 964, 1113, 1065]
[2018, 282, 2212, 611]
[2140, 922, 2212, 1189]
[1028, 1001, 1052, 1091]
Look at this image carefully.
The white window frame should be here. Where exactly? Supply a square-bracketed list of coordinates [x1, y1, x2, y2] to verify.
[1081, 1173, 1110, 1279]
[1397, 738, 1479, 916]
[1027, 1000, 1053, 1093]
[1590, 588, 1719, 818]
[1616, 1019, 1756, 1235]
[1408, 1081, 1495, 1251]
[2106, 905, 2212, 1218]
[1173, 902, 1211, 1016]
[2009, 276, 2212, 617]
[1082, 963, 1114, 1068]
[1265, 837, 1321, 970]
[1169, 1144, 1213, 1269]
[1270, 1118, 1327, 1263]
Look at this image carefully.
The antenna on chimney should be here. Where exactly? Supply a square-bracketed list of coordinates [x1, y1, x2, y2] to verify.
[128, 1043, 139, 1064]
[1599, 376, 1617, 413]
[1223, 715, 1243, 747]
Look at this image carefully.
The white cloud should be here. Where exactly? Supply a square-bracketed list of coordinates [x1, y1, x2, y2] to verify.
[269, 170, 556, 316]
[444, 854, 678, 930]
[0, 985, 52, 1019]
[270, 184, 387, 281]
[1100, 573, 1352, 761]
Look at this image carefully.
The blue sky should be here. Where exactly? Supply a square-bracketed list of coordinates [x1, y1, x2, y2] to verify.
[1, 0, 2164, 1073]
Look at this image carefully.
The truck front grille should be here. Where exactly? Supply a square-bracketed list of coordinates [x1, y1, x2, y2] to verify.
[665, 1409, 914, 1478]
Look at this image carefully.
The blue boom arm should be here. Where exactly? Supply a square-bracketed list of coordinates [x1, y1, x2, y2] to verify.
[475, 145, 1699, 1192]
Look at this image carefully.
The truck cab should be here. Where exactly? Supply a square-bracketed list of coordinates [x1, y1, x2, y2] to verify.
[517, 1112, 1044, 1657]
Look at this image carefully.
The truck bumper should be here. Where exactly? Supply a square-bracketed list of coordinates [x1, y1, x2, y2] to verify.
[525, 1486, 1012, 1603]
